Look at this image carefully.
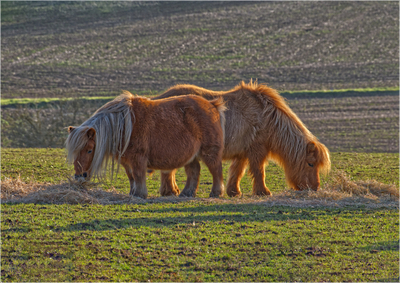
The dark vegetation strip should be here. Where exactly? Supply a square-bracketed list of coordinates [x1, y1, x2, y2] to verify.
[2, 89, 398, 109]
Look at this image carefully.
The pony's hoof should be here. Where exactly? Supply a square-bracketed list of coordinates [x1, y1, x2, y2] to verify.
[227, 189, 242, 198]
[253, 190, 272, 196]
[179, 191, 195, 198]
[160, 188, 180, 196]
[130, 192, 148, 199]
[209, 192, 223, 198]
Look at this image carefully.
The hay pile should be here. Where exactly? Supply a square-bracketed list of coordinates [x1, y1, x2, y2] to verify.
[0, 176, 194, 205]
[1, 176, 132, 205]
[1, 172, 398, 208]
[261, 171, 399, 208]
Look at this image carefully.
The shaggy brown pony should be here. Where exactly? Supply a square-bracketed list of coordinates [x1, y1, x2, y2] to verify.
[66, 91, 226, 199]
[152, 80, 331, 197]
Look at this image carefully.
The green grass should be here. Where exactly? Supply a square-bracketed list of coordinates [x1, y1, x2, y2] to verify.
[1, 149, 399, 281]
[295, 86, 398, 93]
[2, 202, 399, 281]
[281, 87, 399, 95]
[1, 90, 157, 108]
[1, 96, 115, 107]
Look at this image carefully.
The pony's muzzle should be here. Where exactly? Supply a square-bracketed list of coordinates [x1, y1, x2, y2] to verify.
[75, 172, 88, 180]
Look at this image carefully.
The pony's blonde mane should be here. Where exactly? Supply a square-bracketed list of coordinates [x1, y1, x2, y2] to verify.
[66, 91, 135, 180]
[237, 80, 331, 184]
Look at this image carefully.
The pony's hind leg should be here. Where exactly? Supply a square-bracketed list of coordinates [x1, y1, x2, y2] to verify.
[179, 158, 201, 197]
[159, 170, 180, 196]
[226, 157, 248, 197]
[201, 155, 225, 198]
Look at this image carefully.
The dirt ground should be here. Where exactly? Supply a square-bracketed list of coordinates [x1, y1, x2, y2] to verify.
[1, 2, 398, 98]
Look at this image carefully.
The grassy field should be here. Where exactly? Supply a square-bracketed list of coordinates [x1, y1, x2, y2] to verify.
[1, 2, 399, 282]
[2, 202, 398, 282]
[1, 149, 399, 282]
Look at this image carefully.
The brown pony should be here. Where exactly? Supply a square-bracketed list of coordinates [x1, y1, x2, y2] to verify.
[152, 80, 331, 197]
[66, 91, 226, 199]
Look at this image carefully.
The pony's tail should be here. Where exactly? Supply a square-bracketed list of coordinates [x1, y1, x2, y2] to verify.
[210, 97, 227, 142]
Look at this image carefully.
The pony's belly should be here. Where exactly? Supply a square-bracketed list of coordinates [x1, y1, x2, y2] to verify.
[147, 146, 199, 170]
[223, 115, 257, 159]
[222, 132, 254, 159]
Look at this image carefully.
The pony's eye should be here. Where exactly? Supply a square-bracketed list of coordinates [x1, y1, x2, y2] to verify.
[87, 150, 92, 154]
[308, 163, 314, 167]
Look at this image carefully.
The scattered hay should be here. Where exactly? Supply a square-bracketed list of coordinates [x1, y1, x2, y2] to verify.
[330, 171, 398, 198]
[1, 172, 398, 208]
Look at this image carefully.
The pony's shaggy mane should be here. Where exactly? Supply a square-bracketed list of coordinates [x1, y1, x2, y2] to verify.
[66, 91, 135, 180]
[236, 80, 331, 185]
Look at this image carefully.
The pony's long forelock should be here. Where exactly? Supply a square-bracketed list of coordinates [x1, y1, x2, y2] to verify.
[66, 126, 92, 165]
[66, 91, 135, 180]
[237, 80, 331, 182]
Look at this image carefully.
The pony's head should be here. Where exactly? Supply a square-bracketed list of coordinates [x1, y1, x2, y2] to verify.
[66, 126, 97, 181]
[65, 91, 135, 181]
[284, 140, 331, 191]
[242, 80, 331, 191]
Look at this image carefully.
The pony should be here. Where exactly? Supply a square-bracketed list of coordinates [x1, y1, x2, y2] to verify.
[151, 80, 331, 197]
[66, 91, 226, 199]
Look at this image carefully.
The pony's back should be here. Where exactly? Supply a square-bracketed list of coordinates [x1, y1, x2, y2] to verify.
[153, 84, 224, 100]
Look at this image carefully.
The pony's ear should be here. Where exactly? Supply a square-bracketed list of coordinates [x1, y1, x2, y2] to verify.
[307, 142, 316, 153]
[306, 142, 317, 163]
[68, 126, 76, 133]
[86, 128, 96, 140]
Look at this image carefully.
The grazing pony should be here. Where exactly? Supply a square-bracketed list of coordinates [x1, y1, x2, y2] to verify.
[152, 80, 331, 197]
[66, 91, 226, 199]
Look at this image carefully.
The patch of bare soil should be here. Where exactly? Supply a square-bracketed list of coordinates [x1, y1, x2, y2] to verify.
[2, 172, 398, 208]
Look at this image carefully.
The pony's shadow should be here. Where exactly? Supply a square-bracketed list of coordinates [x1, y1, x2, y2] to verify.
[359, 240, 399, 253]
[57, 203, 345, 232]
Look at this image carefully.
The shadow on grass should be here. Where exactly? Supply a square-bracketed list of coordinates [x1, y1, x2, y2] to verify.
[54, 203, 375, 232]
[360, 240, 399, 253]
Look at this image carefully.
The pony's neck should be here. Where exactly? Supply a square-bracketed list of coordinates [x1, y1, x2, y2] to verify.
[266, 105, 312, 176]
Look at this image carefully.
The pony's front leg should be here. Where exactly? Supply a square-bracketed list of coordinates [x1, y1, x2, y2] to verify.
[129, 158, 148, 199]
[226, 158, 248, 197]
[123, 164, 136, 195]
[179, 158, 201, 197]
[248, 154, 272, 196]
[159, 170, 180, 196]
